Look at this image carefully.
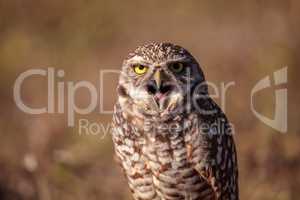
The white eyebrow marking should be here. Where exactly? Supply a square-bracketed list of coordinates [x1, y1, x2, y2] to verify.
[126, 56, 152, 66]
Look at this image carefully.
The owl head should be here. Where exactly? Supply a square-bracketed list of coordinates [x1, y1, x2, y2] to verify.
[117, 42, 207, 119]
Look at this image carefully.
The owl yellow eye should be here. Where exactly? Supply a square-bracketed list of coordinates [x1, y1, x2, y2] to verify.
[169, 62, 185, 73]
[133, 64, 148, 75]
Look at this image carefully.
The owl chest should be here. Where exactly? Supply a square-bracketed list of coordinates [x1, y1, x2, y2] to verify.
[144, 133, 187, 171]
[141, 132, 204, 197]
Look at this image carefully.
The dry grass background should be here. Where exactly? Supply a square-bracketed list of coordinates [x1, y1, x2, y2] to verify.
[0, 0, 300, 199]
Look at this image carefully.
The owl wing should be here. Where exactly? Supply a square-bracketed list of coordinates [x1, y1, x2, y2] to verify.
[112, 104, 160, 200]
[186, 98, 239, 200]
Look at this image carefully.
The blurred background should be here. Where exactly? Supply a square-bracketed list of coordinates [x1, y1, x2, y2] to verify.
[0, 0, 299, 199]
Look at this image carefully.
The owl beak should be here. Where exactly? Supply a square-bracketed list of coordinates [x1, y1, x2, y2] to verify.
[154, 70, 161, 89]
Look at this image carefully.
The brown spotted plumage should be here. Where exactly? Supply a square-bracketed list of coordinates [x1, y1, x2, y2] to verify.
[112, 42, 238, 200]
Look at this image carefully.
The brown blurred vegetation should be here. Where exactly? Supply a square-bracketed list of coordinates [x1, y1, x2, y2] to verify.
[0, 0, 300, 199]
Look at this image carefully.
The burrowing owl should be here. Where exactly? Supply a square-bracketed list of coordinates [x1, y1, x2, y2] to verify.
[112, 42, 238, 200]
